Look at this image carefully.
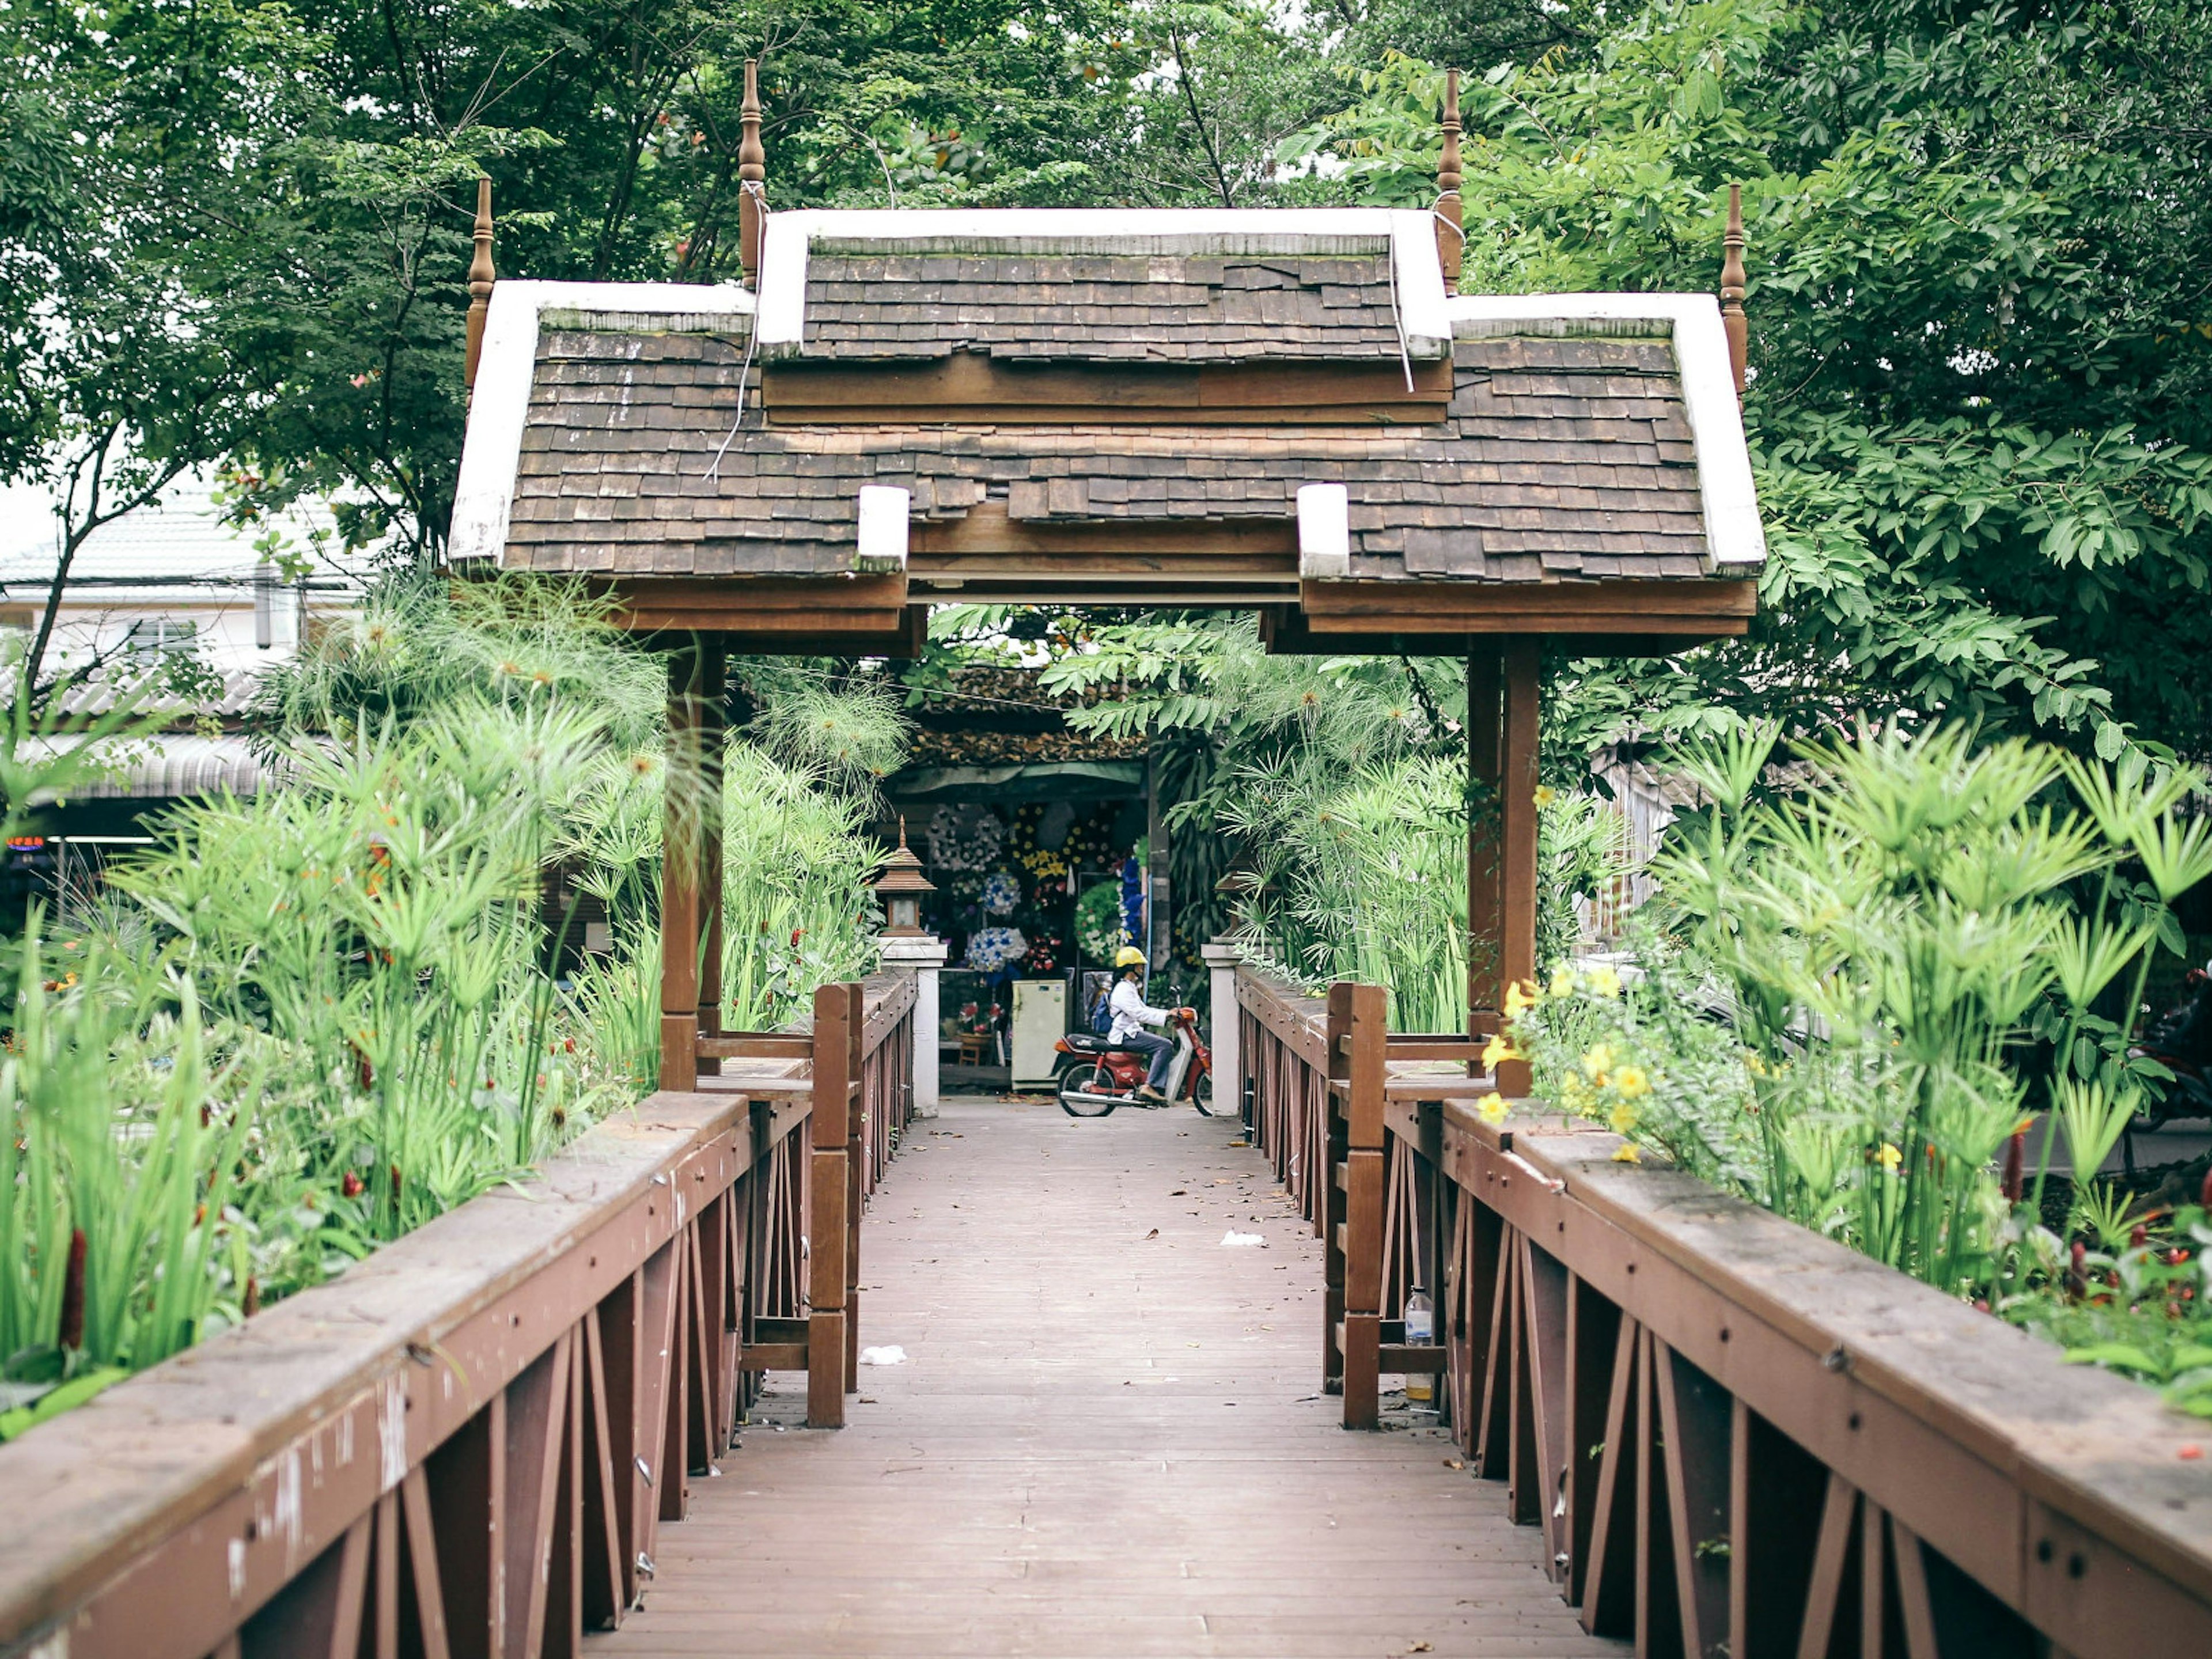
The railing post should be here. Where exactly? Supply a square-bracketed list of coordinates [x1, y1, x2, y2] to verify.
[843, 982, 865, 1396]
[878, 932, 947, 1118]
[806, 983, 852, 1427]
[1201, 940, 1242, 1125]
[1323, 981, 1389, 1428]
[659, 641, 703, 1092]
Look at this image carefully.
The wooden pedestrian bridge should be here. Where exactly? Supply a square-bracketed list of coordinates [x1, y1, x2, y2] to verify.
[7, 82, 2211, 1659]
[5, 961, 2210, 1659]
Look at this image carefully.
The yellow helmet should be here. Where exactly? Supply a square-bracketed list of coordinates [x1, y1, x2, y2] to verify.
[1113, 945, 1146, 969]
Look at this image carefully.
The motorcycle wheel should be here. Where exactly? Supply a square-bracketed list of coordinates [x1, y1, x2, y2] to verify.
[1190, 1072, 1229, 1117]
[1058, 1060, 1120, 1119]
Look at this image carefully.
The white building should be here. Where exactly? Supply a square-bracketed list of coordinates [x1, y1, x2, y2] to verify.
[0, 474, 372, 680]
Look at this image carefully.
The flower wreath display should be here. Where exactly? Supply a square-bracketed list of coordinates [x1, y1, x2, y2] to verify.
[926, 802, 1003, 873]
[979, 870, 1021, 916]
[964, 926, 1029, 973]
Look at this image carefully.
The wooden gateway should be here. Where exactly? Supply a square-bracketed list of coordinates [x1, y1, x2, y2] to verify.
[448, 68, 1765, 1094]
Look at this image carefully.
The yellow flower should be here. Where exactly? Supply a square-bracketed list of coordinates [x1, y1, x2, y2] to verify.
[1611, 1143, 1641, 1164]
[1480, 1033, 1521, 1070]
[1745, 1051, 1768, 1078]
[1560, 1074, 1591, 1110]
[1607, 1099, 1639, 1135]
[1550, 965, 1577, 997]
[1876, 1142, 1902, 1173]
[1534, 786, 1557, 807]
[1613, 1065, 1649, 1099]
[1503, 979, 1538, 1016]
[1585, 964, 1621, 999]
[1580, 1043, 1614, 1084]
[1478, 1095, 1509, 1127]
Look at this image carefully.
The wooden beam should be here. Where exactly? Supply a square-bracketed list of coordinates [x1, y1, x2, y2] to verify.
[660, 641, 703, 1092]
[1261, 607, 1730, 659]
[760, 354, 1452, 426]
[1298, 577, 1757, 636]
[913, 502, 1296, 561]
[1467, 645, 1502, 1041]
[1496, 639, 1540, 1098]
[695, 639, 726, 1077]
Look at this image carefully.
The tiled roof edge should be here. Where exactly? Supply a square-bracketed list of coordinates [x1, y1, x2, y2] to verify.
[1448, 294, 1766, 573]
[755, 209, 1452, 363]
[452, 281, 755, 566]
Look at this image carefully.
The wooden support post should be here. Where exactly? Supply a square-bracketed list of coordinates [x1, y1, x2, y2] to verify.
[1496, 639, 1540, 1097]
[695, 639, 726, 1076]
[842, 982, 865, 1395]
[660, 641, 703, 1092]
[1467, 646, 1503, 1043]
[1321, 985, 1352, 1395]
[806, 982, 852, 1428]
[1339, 982, 1388, 1430]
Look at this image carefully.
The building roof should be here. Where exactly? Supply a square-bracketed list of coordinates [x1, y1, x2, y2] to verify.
[451, 209, 1764, 624]
[507, 327, 1708, 582]
[0, 474, 376, 590]
[801, 251, 1415, 364]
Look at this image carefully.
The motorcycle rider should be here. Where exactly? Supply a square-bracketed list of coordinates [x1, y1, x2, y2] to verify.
[1108, 945, 1176, 1105]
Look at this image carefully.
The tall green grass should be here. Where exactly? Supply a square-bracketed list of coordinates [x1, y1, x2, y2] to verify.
[1222, 751, 1624, 1031]
[2, 575, 902, 1428]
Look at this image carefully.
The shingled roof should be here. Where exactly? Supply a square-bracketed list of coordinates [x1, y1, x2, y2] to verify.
[452, 209, 1763, 622]
[800, 251, 1414, 364]
[506, 327, 1707, 581]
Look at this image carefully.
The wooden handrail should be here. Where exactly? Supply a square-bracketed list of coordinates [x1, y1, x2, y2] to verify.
[0, 972, 921, 1659]
[1231, 961, 2212, 1659]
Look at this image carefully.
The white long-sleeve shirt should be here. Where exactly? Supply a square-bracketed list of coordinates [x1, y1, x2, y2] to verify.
[1108, 978, 1169, 1044]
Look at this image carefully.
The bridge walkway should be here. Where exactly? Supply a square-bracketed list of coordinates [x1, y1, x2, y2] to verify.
[585, 1096, 1620, 1658]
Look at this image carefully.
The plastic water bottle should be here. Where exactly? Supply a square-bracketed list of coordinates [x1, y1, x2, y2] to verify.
[1403, 1286, 1435, 1403]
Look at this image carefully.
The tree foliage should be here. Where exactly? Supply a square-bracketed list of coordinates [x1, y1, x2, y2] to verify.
[3, 0, 2206, 755]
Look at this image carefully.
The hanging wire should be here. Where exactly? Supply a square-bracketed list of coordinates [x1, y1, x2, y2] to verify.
[705, 179, 771, 481]
[1383, 228, 1416, 395]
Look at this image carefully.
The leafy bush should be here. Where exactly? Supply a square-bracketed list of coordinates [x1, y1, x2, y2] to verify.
[2, 575, 901, 1429]
[1508, 723, 2212, 1304]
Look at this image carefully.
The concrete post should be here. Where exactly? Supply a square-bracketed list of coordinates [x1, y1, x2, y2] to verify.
[1201, 939, 1242, 1116]
[879, 933, 949, 1117]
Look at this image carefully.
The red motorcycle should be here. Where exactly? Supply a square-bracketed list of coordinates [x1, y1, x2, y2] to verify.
[1053, 1007, 1225, 1118]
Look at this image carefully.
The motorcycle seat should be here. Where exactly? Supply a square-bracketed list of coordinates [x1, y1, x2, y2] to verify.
[1062, 1032, 1116, 1054]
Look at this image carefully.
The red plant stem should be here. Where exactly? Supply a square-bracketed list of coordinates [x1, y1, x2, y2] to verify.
[58, 1229, 87, 1352]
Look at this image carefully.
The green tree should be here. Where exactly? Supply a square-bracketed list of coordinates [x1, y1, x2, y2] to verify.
[1287, 1, 2212, 761]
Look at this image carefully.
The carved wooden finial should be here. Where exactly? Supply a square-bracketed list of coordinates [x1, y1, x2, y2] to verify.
[465, 176, 495, 396]
[739, 59, 767, 286]
[1721, 183, 1748, 400]
[1436, 70, 1464, 288]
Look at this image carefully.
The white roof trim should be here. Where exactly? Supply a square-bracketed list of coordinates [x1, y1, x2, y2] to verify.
[752, 207, 1452, 362]
[1296, 484, 1351, 579]
[855, 486, 911, 574]
[449, 280, 753, 566]
[1446, 294, 1766, 572]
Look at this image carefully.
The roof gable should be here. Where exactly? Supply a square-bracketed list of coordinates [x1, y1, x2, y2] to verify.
[450, 209, 1764, 643]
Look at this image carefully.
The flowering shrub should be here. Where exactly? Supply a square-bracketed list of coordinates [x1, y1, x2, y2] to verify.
[1506, 723, 2212, 1323]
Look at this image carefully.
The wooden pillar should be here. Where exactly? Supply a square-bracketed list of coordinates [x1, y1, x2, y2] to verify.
[1466, 645, 1503, 1038]
[660, 640, 703, 1093]
[1497, 639, 1540, 1097]
[1333, 982, 1388, 1430]
[695, 640, 726, 1076]
[843, 982, 865, 1395]
[806, 982, 851, 1428]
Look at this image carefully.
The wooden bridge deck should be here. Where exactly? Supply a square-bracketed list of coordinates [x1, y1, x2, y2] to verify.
[585, 1096, 1622, 1658]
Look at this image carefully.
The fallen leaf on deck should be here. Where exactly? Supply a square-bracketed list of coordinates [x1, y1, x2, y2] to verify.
[1145, 1228, 1160, 1238]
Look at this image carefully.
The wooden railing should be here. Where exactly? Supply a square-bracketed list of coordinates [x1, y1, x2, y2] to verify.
[0, 975, 917, 1659]
[1236, 962, 2212, 1659]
